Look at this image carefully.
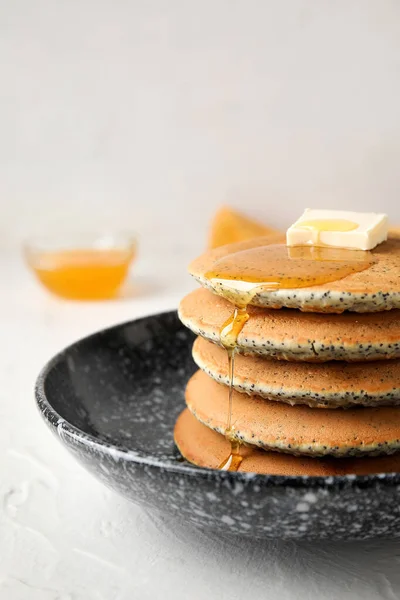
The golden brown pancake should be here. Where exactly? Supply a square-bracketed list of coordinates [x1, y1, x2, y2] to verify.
[189, 234, 400, 313]
[175, 408, 400, 475]
[179, 288, 400, 362]
[186, 370, 400, 457]
[192, 337, 400, 408]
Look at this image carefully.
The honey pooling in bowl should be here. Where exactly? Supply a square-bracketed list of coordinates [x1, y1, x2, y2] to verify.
[27, 245, 136, 300]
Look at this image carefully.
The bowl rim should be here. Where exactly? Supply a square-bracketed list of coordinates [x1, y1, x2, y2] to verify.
[23, 230, 137, 261]
[35, 310, 400, 489]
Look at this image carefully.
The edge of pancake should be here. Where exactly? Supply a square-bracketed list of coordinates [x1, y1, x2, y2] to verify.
[193, 275, 400, 313]
[178, 291, 400, 362]
[190, 406, 400, 458]
[192, 337, 400, 408]
[186, 371, 400, 458]
[174, 408, 400, 476]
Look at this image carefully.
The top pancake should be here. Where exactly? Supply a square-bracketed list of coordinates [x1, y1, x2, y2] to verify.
[189, 234, 400, 313]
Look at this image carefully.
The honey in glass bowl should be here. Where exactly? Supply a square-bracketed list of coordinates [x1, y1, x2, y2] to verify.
[24, 232, 137, 300]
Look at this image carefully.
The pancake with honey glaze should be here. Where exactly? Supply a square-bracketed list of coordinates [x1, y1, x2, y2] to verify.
[175, 408, 400, 475]
[179, 288, 400, 362]
[189, 234, 400, 313]
[186, 370, 400, 457]
[192, 337, 400, 408]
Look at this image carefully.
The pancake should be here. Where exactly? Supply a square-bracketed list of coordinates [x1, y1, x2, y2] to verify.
[192, 337, 400, 408]
[175, 408, 400, 475]
[186, 370, 400, 457]
[179, 288, 400, 362]
[189, 234, 400, 313]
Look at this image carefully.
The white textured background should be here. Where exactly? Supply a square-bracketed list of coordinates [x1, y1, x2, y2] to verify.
[2, 0, 400, 251]
[2, 2, 400, 599]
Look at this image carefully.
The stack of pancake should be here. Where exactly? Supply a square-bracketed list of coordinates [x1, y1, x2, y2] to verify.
[174, 234, 400, 476]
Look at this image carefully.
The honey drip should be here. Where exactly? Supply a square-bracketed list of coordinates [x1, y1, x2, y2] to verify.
[218, 307, 249, 471]
[205, 243, 374, 472]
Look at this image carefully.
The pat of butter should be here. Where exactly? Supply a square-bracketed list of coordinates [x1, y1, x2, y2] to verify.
[286, 209, 388, 251]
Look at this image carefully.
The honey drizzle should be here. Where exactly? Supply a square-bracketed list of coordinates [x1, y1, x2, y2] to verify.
[296, 219, 359, 247]
[218, 306, 249, 471]
[205, 242, 375, 472]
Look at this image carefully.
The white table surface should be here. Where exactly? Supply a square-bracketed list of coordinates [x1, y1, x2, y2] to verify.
[2, 247, 400, 600]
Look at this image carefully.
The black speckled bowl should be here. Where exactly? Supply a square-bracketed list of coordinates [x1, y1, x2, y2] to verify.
[36, 311, 400, 541]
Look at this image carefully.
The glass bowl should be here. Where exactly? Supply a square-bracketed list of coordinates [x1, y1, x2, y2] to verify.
[24, 231, 137, 301]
